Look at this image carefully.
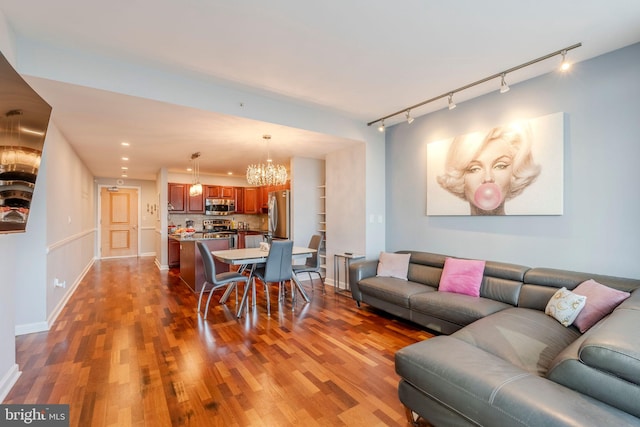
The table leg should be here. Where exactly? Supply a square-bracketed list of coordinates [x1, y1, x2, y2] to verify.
[291, 272, 311, 303]
[334, 255, 338, 292]
[220, 282, 235, 304]
[236, 270, 255, 318]
[344, 257, 349, 291]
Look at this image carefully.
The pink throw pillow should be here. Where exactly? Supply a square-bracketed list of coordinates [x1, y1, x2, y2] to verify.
[573, 279, 631, 333]
[438, 257, 486, 297]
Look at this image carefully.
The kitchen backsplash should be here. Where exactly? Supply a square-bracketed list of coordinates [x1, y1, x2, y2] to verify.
[168, 213, 268, 231]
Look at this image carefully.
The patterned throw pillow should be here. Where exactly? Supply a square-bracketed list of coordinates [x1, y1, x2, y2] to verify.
[545, 287, 587, 327]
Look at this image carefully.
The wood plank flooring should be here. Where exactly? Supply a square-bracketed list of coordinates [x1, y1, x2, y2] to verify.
[4, 257, 432, 426]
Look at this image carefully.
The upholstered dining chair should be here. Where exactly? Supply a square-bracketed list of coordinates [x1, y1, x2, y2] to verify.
[196, 241, 249, 319]
[239, 234, 265, 274]
[292, 234, 324, 293]
[252, 239, 294, 315]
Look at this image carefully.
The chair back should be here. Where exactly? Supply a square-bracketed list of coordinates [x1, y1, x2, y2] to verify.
[197, 241, 217, 284]
[305, 234, 323, 268]
[263, 240, 294, 283]
[245, 234, 264, 248]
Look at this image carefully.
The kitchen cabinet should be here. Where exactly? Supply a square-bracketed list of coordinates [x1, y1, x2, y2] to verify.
[234, 187, 244, 213]
[168, 237, 181, 267]
[179, 237, 230, 292]
[187, 186, 204, 213]
[244, 187, 260, 214]
[168, 183, 187, 212]
[205, 185, 234, 199]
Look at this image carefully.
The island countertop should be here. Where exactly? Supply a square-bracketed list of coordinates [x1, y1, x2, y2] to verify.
[169, 232, 235, 241]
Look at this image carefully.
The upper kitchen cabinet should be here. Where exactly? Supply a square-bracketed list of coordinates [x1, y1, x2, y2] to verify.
[168, 183, 204, 213]
[244, 187, 259, 214]
[168, 183, 187, 212]
[205, 185, 234, 199]
[187, 187, 204, 213]
[234, 187, 244, 214]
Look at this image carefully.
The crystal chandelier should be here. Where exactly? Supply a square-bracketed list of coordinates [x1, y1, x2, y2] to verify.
[189, 152, 202, 197]
[246, 135, 288, 186]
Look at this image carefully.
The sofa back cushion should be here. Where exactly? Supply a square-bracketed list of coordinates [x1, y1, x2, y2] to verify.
[397, 251, 528, 307]
[520, 268, 640, 311]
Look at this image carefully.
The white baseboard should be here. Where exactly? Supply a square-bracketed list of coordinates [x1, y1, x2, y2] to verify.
[15, 258, 96, 336]
[14, 321, 49, 336]
[0, 364, 21, 402]
[155, 258, 169, 270]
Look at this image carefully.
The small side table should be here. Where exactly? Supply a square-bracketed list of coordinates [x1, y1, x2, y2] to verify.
[334, 253, 365, 293]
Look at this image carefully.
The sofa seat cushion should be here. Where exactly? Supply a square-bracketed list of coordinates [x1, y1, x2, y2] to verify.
[452, 308, 581, 376]
[410, 291, 511, 328]
[358, 276, 434, 309]
[396, 336, 639, 427]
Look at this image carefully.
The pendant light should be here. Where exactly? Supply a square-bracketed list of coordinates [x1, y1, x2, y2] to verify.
[189, 152, 202, 197]
[246, 135, 288, 186]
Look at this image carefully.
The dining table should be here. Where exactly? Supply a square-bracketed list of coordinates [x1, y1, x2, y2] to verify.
[212, 246, 316, 317]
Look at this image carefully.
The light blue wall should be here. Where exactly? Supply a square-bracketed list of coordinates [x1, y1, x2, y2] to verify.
[385, 43, 640, 278]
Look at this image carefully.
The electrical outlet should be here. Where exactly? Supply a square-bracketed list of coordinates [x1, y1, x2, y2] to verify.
[54, 278, 66, 288]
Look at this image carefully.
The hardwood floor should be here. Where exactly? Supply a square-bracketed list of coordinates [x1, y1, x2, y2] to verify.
[5, 257, 432, 426]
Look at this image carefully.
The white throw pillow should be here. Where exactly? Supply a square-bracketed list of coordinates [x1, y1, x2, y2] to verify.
[376, 252, 411, 280]
[545, 287, 587, 327]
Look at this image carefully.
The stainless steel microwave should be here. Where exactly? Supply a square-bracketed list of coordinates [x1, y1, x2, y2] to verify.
[205, 198, 235, 215]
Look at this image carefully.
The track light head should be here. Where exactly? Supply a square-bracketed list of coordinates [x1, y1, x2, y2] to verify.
[405, 110, 414, 124]
[378, 120, 385, 132]
[499, 73, 510, 93]
[448, 93, 456, 110]
[560, 50, 571, 71]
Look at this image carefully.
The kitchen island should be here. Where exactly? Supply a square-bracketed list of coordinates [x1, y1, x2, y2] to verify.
[169, 233, 233, 292]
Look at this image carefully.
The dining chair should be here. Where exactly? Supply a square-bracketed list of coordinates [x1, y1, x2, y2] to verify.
[196, 241, 249, 319]
[239, 234, 265, 274]
[252, 240, 294, 315]
[292, 234, 324, 293]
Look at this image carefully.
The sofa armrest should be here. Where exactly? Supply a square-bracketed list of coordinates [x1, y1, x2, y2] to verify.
[349, 259, 378, 302]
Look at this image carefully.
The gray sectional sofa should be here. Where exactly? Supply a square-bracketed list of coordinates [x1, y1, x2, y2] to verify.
[349, 251, 640, 426]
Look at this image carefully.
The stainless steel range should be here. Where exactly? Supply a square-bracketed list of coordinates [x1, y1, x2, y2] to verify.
[202, 219, 237, 247]
[202, 219, 231, 232]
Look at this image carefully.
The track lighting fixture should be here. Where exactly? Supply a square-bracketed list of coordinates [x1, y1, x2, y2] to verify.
[499, 73, 510, 93]
[447, 93, 456, 110]
[367, 42, 581, 128]
[405, 110, 414, 124]
[560, 50, 571, 71]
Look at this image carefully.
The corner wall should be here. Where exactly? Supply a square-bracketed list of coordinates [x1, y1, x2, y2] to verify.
[385, 43, 640, 278]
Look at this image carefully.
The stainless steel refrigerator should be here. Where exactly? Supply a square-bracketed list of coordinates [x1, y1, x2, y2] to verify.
[268, 190, 290, 239]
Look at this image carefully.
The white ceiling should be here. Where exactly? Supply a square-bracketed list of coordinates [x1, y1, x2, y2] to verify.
[2, 0, 640, 180]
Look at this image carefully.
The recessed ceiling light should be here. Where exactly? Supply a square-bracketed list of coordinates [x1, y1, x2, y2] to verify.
[121, 157, 129, 161]
[121, 166, 128, 170]
[187, 167, 193, 172]
[227, 172, 233, 175]
[121, 142, 130, 147]
[121, 174, 128, 178]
